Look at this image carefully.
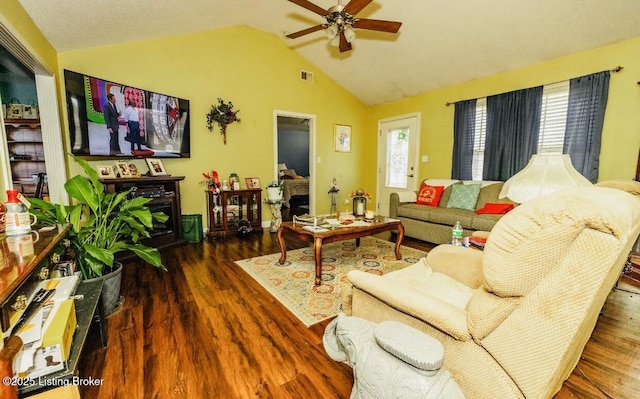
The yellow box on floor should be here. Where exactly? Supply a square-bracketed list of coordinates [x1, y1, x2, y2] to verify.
[42, 299, 76, 361]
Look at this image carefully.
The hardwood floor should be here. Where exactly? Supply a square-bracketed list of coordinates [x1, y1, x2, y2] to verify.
[78, 232, 640, 399]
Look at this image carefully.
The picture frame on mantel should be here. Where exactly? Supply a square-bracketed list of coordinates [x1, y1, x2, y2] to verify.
[146, 158, 168, 176]
[96, 165, 116, 178]
[334, 124, 351, 153]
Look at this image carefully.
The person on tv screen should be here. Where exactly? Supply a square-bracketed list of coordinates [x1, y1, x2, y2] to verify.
[124, 100, 144, 153]
[104, 93, 122, 156]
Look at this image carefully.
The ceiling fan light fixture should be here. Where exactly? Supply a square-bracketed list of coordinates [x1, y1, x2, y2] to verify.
[344, 27, 356, 43]
[325, 24, 338, 39]
[286, 0, 403, 53]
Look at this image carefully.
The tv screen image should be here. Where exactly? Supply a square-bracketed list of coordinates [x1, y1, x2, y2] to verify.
[64, 69, 190, 158]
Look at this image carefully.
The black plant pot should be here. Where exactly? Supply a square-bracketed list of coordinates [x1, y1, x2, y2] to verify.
[83, 261, 123, 316]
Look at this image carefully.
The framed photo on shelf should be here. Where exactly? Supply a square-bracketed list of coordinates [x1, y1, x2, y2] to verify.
[146, 158, 167, 176]
[128, 163, 141, 177]
[114, 161, 131, 177]
[245, 178, 260, 189]
[334, 124, 351, 152]
[96, 165, 116, 178]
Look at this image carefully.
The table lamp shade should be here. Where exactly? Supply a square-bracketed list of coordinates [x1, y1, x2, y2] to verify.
[499, 154, 592, 203]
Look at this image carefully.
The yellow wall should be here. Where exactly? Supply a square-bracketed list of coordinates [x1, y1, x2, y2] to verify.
[370, 36, 640, 182]
[57, 26, 370, 220]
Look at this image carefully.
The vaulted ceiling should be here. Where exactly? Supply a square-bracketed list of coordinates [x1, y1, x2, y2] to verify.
[16, 0, 640, 106]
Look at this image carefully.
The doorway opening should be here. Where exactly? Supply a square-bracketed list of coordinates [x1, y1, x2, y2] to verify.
[273, 110, 316, 221]
[0, 22, 67, 204]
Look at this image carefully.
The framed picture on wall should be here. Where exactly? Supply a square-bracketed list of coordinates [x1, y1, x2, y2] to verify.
[146, 158, 168, 176]
[334, 124, 351, 152]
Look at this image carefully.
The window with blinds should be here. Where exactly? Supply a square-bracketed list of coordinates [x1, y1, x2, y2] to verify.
[538, 81, 569, 154]
[471, 81, 570, 180]
[472, 98, 487, 181]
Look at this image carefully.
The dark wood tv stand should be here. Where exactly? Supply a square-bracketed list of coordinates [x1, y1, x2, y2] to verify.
[98, 176, 187, 257]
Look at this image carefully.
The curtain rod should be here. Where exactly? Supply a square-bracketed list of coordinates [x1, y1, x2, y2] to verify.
[445, 66, 624, 107]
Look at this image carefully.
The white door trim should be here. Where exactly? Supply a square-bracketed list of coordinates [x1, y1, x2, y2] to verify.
[36, 74, 68, 204]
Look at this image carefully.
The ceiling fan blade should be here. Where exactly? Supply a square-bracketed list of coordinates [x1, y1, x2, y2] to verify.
[353, 18, 402, 33]
[288, 0, 328, 17]
[286, 24, 326, 39]
[339, 31, 352, 53]
[343, 0, 373, 15]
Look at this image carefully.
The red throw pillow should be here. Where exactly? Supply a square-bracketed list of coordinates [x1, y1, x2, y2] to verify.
[476, 203, 515, 214]
[416, 184, 445, 206]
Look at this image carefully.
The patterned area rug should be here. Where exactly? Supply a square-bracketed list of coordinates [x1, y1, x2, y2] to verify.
[235, 237, 428, 326]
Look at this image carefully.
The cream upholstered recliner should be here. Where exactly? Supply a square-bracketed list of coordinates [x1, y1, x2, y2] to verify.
[341, 185, 640, 398]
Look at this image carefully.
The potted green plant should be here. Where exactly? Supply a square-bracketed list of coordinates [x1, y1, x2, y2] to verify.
[266, 180, 284, 202]
[29, 154, 167, 315]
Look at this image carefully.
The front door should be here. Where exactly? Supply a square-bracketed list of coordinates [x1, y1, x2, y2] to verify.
[376, 113, 420, 216]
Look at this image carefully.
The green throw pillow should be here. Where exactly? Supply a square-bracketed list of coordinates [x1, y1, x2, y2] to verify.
[447, 183, 482, 211]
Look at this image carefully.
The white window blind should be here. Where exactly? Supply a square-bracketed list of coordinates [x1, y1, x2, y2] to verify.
[472, 98, 487, 181]
[538, 81, 569, 154]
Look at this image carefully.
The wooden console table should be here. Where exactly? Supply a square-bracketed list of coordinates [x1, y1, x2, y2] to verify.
[99, 176, 186, 253]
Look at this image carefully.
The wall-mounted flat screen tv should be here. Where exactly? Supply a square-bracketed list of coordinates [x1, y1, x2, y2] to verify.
[64, 69, 190, 158]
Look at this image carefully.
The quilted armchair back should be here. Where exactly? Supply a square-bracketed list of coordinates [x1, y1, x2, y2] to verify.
[465, 186, 640, 398]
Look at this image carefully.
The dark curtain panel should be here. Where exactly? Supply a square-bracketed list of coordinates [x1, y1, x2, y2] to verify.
[483, 86, 543, 181]
[451, 99, 477, 180]
[563, 71, 610, 183]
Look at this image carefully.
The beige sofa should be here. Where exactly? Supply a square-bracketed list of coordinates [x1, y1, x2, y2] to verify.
[389, 179, 517, 244]
[344, 185, 640, 398]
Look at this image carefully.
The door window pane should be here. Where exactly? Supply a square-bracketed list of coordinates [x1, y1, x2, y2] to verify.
[385, 128, 409, 188]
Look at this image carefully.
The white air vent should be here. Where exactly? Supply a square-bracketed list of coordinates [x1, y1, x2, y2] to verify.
[300, 70, 314, 82]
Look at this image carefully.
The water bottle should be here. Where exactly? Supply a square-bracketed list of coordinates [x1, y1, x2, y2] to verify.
[452, 221, 464, 246]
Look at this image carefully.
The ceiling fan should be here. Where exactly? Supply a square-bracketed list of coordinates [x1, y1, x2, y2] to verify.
[286, 0, 402, 53]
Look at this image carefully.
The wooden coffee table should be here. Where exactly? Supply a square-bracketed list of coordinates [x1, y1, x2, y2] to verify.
[277, 217, 405, 286]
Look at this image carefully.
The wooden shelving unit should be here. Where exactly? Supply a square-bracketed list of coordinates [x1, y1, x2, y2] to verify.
[206, 189, 263, 238]
[3, 118, 48, 197]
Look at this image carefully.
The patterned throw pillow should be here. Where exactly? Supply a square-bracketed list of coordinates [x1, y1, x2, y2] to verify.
[416, 184, 445, 206]
[447, 183, 482, 210]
